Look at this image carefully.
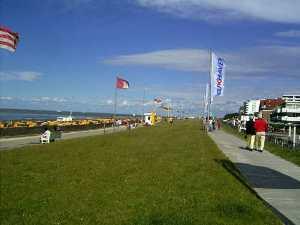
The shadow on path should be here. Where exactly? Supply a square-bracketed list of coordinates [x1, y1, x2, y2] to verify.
[216, 159, 299, 225]
[236, 163, 300, 189]
[216, 159, 300, 189]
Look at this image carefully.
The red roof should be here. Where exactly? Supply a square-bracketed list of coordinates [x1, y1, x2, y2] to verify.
[260, 98, 284, 110]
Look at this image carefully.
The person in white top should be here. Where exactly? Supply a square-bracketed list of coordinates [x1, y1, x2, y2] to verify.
[40, 127, 51, 143]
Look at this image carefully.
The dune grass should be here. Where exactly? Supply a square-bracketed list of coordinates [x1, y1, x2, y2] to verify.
[222, 122, 300, 166]
[0, 120, 282, 225]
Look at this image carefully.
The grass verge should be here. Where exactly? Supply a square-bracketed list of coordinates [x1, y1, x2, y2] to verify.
[222, 122, 300, 166]
[1, 120, 282, 225]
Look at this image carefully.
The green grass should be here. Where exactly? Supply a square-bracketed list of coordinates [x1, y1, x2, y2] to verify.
[222, 122, 300, 166]
[1, 120, 282, 225]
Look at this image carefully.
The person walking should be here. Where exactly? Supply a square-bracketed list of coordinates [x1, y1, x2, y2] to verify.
[245, 116, 256, 150]
[208, 118, 213, 131]
[217, 119, 221, 130]
[212, 119, 216, 130]
[254, 113, 268, 152]
[169, 117, 174, 126]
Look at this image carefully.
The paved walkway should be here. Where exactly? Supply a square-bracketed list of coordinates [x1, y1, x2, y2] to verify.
[0, 126, 127, 150]
[209, 130, 300, 225]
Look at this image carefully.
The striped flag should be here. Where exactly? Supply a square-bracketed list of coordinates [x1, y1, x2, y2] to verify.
[116, 77, 129, 89]
[0, 26, 19, 52]
[154, 98, 162, 104]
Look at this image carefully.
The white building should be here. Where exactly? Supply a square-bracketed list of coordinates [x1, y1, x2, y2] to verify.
[57, 115, 72, 122]
[144, 112, 157, 126]
[245, 100, 260, 115]
[57, 112, 73, 122]
[271, 94, 300, 123]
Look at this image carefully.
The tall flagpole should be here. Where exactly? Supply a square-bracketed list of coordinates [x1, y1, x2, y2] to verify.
[113, 85, 117, 130]
[142, 88, 145, 121]
[208, 49, 212, 121]
[203, 85, 207, 117]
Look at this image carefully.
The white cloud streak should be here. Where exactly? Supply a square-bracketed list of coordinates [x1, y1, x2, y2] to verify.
[0, 96, 14, 101]
[31, 97, 68, 103]
[135, 0, 300, 24]
[0, 71, 42, 81]
[104, 49, 209, 72]
[275, 30, 300, 38]
[104, 45, 300, 79]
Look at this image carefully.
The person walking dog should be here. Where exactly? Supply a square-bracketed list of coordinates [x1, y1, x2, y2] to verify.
[254, 113, 268, 152]
[245, 115, 256, 150]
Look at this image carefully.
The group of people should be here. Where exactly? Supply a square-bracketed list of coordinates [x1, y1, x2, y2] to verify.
[206, 117, 221, 132]
[245, 113, 268, 152]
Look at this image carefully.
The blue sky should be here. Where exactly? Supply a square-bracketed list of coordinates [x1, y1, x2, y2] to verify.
[1, 0, 300, 116]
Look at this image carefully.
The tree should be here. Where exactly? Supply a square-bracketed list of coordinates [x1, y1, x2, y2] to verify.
[223, 113, 239, 120]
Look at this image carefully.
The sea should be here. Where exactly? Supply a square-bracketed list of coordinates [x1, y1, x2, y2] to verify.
[0, 112, 84, 121]
[0, 111, 113, 121]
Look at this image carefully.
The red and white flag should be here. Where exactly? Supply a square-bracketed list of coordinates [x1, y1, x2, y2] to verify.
[154, 98, 162, 104]
[116, 77, 129, 89]
[0, 26, 19, 52]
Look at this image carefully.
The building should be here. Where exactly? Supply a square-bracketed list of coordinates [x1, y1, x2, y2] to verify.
[144, 112, 156, 126]
[239, 100, 261, 123]
[260, 98, 285, 121]
[244, 100, 260, 115]
[270, 94, 300, 124]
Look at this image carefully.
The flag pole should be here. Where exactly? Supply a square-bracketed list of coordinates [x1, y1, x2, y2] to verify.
[142, 88, 145, 122]
[113, 85, 117, 131]
[203, 87, 206, 117]
[208, 49, 212, 121]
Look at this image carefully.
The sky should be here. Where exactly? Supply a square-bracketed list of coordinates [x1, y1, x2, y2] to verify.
[1, 0, 300, 116]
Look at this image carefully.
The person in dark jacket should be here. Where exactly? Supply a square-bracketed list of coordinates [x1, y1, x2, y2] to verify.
[245, 116, 256, 150]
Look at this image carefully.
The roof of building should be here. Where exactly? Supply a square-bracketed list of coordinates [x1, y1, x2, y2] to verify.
[260, 98, 284, 110]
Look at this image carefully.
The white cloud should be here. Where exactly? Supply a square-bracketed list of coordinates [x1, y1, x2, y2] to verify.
[0, 96, 14, 101]
[104, 49, 209, 72]
[135, 0, 300, 23]
[106, 99, 113, 105]
[52, 97, 67, 103]
[0, 71, 42, 81]
[31, 97, 68, 103]
[121, 100, 128, 106]
[104, 45, 300, 79]
[275, 30, 300, 38]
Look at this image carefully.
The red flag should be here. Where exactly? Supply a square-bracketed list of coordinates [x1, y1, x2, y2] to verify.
[154, 98, 162, 104]
[116, 77, 129, 89]
[0, 26, 19, 52]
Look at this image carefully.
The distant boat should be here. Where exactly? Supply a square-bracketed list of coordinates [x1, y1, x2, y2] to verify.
[57, 111, 72, 122]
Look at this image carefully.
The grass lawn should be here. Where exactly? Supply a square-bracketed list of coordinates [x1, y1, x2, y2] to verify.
[1, 120, 282, 225]
[222, 122, 300, 166]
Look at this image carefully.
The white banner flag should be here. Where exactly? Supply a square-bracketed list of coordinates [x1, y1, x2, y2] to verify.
[211, 52, 225, 97]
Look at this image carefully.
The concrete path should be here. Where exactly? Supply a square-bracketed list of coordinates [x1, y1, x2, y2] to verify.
[209, 130, 300, 225]
[0, 126, 127, 151]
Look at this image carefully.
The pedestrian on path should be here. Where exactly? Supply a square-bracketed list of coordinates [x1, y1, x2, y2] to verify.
[169, 117, 174, 126]
[254, 113, 268, 152]
[245, 115, 256, 150]
[217, 119, 221, 129]
[208, 118, 213, 131]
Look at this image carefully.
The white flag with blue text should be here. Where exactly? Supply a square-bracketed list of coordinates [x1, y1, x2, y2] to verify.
[211, 52, 225, 98]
